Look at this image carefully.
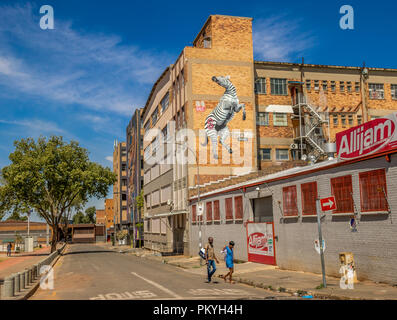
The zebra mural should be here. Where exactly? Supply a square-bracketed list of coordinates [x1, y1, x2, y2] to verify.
[202, 75, 246, 159]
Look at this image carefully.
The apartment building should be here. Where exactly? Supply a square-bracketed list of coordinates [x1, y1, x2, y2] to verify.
[126, 108, 144, 247]
[95, 209, 106, 225]
[113, 141, 129, 236]
[104, 198, 114, 238]
[139, 14, 397, 255]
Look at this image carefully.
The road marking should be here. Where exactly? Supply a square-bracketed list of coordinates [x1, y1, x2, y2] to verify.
[131, 272, 182, 299]
[90, 290, 157, 300]
[187, 288, 249, 296]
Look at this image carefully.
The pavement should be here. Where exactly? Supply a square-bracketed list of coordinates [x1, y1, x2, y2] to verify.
[0, 245, 55, 281]
[31, 243, 302, 300]
[115, 245, 397, 300]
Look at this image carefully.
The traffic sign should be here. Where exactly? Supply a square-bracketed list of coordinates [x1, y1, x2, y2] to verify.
[197, 202, 203, 216]
[320, 196, 336, 211]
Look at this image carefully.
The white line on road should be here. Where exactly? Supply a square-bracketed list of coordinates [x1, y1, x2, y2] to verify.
[131, 272, 182, 299]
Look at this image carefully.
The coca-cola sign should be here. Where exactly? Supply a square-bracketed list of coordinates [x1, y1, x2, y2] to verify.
[336, 113, 397, 160]
[248, 232, 268, 251]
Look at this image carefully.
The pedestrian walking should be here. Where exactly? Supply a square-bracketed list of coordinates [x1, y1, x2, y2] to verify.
[222, 241, 235, 284]
[205, 237, 219, 283]
[7, 242, 12, 257]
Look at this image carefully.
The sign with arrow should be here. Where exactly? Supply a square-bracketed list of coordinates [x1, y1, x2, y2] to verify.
[320, 196, 336, 211]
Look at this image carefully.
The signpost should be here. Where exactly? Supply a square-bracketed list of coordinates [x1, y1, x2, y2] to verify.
[320, 196, 336, 211]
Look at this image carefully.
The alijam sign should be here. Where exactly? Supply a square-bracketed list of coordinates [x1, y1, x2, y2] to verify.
[336, 113, 397, 160]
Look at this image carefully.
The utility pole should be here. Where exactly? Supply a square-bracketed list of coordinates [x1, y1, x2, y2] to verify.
[360, 62, 369, 123]
[316, 199, 327, 288]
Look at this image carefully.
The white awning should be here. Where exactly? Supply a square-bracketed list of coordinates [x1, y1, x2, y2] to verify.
[265, 105, 293, 114]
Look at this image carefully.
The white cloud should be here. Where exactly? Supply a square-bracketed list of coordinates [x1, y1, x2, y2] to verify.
[253, 16, 315, 62]
[105, 156, 113, 163]
[0, 3, 171, 115]
[0, 119, 67, 136]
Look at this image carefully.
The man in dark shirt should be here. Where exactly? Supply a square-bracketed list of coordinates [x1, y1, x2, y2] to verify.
[205, 237, 219, 283]
[7, 242, 12, 257]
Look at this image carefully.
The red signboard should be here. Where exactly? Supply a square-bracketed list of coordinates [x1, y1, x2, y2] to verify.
[336, 113, 397, 160]
[246, 222, 276, 265]
[320, 196, 336, 211]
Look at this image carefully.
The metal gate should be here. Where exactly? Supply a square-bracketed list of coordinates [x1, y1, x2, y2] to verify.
[246, 222, 276, 265]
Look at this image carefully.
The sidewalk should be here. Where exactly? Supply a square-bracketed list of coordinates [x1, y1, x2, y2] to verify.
[126, 250, 397, 300]
[0, 244, 61, 281]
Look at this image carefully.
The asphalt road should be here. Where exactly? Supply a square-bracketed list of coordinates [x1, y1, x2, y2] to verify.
[31, 243, 300, 300]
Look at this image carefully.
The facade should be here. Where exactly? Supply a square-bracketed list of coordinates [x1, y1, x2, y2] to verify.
[189, 113, 397, 284]
[104, 198, 115, 232]
[95, 209, 106, 225]
[126, 108, 144, 246]
[113, 141, 129, 236]
[138, 14, 397, 256]
[0, 220, 51, 251]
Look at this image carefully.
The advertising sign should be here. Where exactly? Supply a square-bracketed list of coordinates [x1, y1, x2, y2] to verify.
[246, 222, 275, 265]
[336, 112, 397, 160]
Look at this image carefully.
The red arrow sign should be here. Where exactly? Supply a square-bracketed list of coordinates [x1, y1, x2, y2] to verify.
[320, 197, 336, 211]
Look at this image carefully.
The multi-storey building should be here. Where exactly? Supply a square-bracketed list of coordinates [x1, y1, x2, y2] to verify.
[104, 198, 114, 238]
[139, 14, 397, 255]
[126, 108, 144, 247]
[113, 141, 129, 237]
[95, 209, 106, 225]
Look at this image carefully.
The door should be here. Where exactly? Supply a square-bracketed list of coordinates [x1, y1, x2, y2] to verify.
[246, 222, 276, 265]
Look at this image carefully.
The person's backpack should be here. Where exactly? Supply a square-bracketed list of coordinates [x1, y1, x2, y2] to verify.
[198, 247, 206, 260]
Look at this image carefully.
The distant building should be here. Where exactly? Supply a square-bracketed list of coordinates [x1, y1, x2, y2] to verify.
[126, 108, 144, 247]
[95, 209, 106, 225]
[113, 141, 129, 236]
[104, 198, 115, 232]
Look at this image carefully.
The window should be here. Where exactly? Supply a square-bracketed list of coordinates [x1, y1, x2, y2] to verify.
[213, 200, 220, 221]
[234, 196, 243, 220]
[301, 182, 317, 216]
[357, 115, 362, 125]
[333, 114, 339, 126]
[144, 120, 150, 132]
[151, 108, 158, 125]
[369, 83, 384, 99]
[270, 78, 287, 95]
[391, 84, 397, 100]
[206, 202, 213, 222]
[162, 125, 168, 141]
[181, 69, 185, 88]
[347, 82, 352, 92]
[276, 149, 289, 161]
[331, 81, 336, 92]
[283, 186, 298, 216]
[225, 198, 233, 220]
[331, 175, 354, 214]
[255, 78, 266, 94]
[340, 81, 345, 92]
[273, 113, 288, 126]
[322, 80, 328, 91]
[306, 80, 311, 91]
[348, 115, 354, 126]
[341, 115, 346, 126]
[314, 80, 319, 91]
[359, 169, 388, 212]
[256, 112, 269, 126]
[161, 92, 169, 112]
[258, 148, 271, 161]
[355, 82, 360, 93]
[191, 205, 197, 223]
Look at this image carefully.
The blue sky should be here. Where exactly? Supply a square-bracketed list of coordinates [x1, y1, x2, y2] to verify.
[0, 0, 396, 221]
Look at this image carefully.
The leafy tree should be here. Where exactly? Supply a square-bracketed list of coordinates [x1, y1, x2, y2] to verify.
[72, 211, 85, 224]
[0, 136, 116, 252]
[84, 206, 96, 224]
[6, 211, 28, 221]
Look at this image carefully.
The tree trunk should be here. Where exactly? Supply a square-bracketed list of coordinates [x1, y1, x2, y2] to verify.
[51, 225, 58, 253]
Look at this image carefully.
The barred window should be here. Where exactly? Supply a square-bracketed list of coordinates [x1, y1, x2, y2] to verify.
[206, 202, 213, 222]
[340, 81, 345, 92]
[273, 113, 288, 126]
[348, 115, 354, 126]
[255, 78, 266, 94]
[225, 198, 234, 220]
[357, 115, 362, 125]
[270, 78, 287, 95]
[306, 80, 311, 91]
[234, 196, 243, 220]
[258, 148, 271, 161]
[314, 80, 320, 91]
[283, 186, 299, 216]
[359, 169, 388, 212]
[213, 200, 220, 221]
[331, 81, 336, 92]
[301, 182, 317, 216]
[331, 175, 354, 214]
[322, 80, 328, 91]
[341, 115, 346, 126]
[256, 112, 269, 126]
[347, 81, 352, 92]
[333, 114, 339, 126]
[369, 83, 384, 99]
[391, 84, 397, 100]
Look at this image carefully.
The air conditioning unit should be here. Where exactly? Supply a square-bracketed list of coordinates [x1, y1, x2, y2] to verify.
[290, 143, 299, 150]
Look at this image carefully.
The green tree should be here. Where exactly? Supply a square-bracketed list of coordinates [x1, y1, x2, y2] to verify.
[0, 136, 116, 252]
[7, 211, 28, 221]
[84, 206, 96, 224]
[73, 211, 85, 224]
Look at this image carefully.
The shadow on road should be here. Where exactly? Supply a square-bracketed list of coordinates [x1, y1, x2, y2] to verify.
[62, 250, 117, 256]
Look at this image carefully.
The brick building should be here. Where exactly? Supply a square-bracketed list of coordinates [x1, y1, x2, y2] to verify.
[95, 209, 106, 225]
[137, 14, 397, 255]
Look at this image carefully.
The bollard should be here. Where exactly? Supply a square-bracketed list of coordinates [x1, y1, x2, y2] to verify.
[14, 273, 20, 293]
[24, 270, 28, 288]
[1, 276, 15, 298]
[33, 264, 38, 280]
[28, 268, 32, 285]
[20, 271, 25, 290]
